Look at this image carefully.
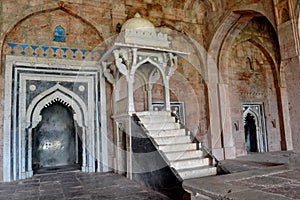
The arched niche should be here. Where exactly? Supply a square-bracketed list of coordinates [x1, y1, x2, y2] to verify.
[133, 62, 164, 112]
[25, 84, 89, 176]
[32, 102, 82, 172]
[227, 16, 285, 155]
[26, 84, 87, 129]
[2, 57, 105, 182]
[243, 105, 268, 153]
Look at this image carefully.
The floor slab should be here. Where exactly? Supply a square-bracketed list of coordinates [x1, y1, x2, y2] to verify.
[0, 171, 170, 200]
[183, 151, 300, 200]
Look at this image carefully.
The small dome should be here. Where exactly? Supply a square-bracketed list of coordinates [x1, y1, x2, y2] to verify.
[121, 13, 155, 32]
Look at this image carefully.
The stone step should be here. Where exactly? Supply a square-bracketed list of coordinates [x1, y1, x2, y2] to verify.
[139, 116, 175, 124]
[148, 129, 187, 138]
[165, 150, 205, 161]
[177, 166, 217, 180]
[136, 111, 171, 117]
[154, 135, 191, 145]
[170, 157, 209, 170]
[144, 122, 181, 131]
[159, 143, 198, 152]
[136, 111, 216, 180]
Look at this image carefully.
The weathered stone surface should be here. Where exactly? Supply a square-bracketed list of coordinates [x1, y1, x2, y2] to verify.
[0, 1, 299, 196]
[0, 171, 169, 199]
[184, 152, 300, 200]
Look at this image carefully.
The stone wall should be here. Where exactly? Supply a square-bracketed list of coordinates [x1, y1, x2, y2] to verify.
[228, 16, 283, 155]
[0, 0, 300, 181]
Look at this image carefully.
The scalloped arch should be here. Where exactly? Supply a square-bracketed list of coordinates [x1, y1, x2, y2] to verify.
[26, 84, 88, 129]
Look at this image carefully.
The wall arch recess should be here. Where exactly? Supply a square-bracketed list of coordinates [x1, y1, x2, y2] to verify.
[1, 1, 104, 73]
[26, 84, 88, 129]
[3, 56, 109, 182]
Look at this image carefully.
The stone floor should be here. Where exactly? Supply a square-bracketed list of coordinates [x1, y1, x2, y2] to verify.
[218, 151, 293, 173]
[1, 151, 299, 200]
[183, 151, 300, 200]
[0, 171, 170, 200]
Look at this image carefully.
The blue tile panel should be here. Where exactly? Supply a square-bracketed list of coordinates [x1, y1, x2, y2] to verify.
[7, 43, 104, 61]
[53, 26, 66, 42]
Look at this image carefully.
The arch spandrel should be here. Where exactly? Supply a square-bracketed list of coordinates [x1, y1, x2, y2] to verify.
[26, 84, 88, 129]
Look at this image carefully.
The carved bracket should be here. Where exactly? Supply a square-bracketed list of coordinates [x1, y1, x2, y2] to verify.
[103, 62, 116, 85]
[113, 49, 130, 78]
[166, 53, 178, 77]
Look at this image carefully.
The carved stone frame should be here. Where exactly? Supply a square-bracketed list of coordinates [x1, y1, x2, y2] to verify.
[3, 56, 108, 181]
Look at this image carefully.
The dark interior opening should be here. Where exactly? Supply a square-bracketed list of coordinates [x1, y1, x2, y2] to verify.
[244, 113, 258, 153]
[32, 102, 82, 174]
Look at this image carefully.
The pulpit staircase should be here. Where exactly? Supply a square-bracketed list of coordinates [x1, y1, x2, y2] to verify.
[135, 111, 217, 180]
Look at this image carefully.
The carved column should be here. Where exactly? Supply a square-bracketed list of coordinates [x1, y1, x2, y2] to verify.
[26, 128, 33, 178]
[128, 75, 135, 112]
[100, 64, 109, 172]
[81, 127, 87, 172]
[164, 77, 171, 111]
[147, 85, 153, 111]
[164, 53, 178, 111]
[113, 48, 136, 113]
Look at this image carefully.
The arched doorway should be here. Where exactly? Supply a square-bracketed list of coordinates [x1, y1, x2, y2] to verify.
[244, 113, 258, 153]
[32, 102, 81, 173]
[243, 104, 268, 153]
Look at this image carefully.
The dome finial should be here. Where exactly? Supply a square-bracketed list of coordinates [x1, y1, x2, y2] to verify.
[121, 12, 155, 32]
[134, 13, 141, 18]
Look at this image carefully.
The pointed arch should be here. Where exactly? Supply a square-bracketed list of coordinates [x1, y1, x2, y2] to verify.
[243, 107, 260, 127]
[134, 57, 165, 78]
[1, 2, 103, 73]
[26, 84, 87, 129]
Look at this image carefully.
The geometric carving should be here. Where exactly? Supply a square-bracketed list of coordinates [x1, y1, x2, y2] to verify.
[3, 57, 106, 182]
[122, 29, 169, 48]
[6, 42, 105, 60]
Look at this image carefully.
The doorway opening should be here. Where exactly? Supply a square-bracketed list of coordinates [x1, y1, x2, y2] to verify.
[243, 103, 268, 153]
[244, 113, 258, 152]
[32, 102, 82, 173]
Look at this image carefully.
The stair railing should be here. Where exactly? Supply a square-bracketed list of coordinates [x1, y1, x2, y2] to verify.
[170, 111, 230, 174]
[131, 114, 184, 182]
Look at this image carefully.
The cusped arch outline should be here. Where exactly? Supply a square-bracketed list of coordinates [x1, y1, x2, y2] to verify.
[26, 84, 88, 129]
[243, 107, 260, 127]
[133, 57, 166, 78]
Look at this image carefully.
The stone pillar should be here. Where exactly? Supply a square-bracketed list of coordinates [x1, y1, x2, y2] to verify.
[279, 85, 293, 150]
[277, 18, 300, 153]
[218, 83, 236, 159]
[126, 117, 133, 180]
[81, 127, 87, 172]
[128, 76, 135, 112]
[99, 69, 109, 172]
[207, 82, 224, 160]
[26, 128, 33, 178]
[164, 77, 171, 111]
[115, 122, 124, 174]
[147, 85, 153, 111]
